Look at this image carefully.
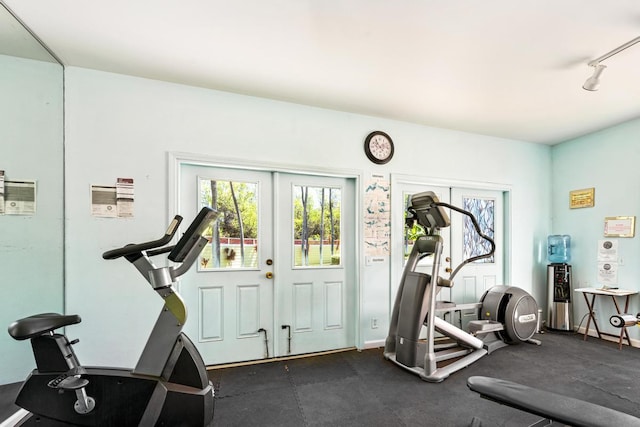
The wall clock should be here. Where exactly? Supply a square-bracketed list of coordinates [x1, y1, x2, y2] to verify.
[364, 131, 394, 164]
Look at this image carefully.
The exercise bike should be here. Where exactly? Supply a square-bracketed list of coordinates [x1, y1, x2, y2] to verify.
[384, 191, 540, 382]
[5, 207, 218, 426]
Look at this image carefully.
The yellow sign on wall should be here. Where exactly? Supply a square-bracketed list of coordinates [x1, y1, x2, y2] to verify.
[569, 187, 595, 209]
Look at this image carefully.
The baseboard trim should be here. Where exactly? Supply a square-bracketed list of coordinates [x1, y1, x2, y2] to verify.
[206, 347, 357, 370]
[575, 326, 640, 348]
[363, 339, 385, 350]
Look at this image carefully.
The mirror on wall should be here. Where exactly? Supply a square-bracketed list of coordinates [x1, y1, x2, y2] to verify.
[0, 2, 64, 384]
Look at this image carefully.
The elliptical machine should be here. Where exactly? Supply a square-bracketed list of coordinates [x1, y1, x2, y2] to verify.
[5, 207, 218, 426]
[384, 191, 540, 383]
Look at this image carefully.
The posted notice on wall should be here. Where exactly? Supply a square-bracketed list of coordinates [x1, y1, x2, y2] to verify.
[364, 174, 390, 257]
[597, 239, 618, 262]
[4, 179, 36, 215]
[0, 170, 4, 214]
[91, 185, 117, 217]
[116, 178, 134, 217]
[597, 262, 618, 285]
[91, 178, 135, 218]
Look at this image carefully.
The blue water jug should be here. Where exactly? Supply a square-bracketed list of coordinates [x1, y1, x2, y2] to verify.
[548, 235, 571, 263]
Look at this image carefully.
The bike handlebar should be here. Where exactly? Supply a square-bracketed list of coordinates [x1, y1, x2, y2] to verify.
[102, 215, 183, 260]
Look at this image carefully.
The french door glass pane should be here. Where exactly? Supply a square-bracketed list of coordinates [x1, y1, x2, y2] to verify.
[462, 197, 495, 263]
[293, 185, 341, 267]
[199, 178, 258, 270]
[403, 192, 426, 259]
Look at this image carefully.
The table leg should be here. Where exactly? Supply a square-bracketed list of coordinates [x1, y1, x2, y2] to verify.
[609, 295, 633, 350]
[611, 295, 629, 350]
[623, 296, 633, 348]
[582, 293, 601, 341]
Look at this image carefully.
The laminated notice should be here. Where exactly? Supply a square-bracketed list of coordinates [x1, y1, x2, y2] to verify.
[91, 185, 117, 217]
[116, 178, 134, 218]
[0, 170, 4, 214]
[4, 180, 36, 215]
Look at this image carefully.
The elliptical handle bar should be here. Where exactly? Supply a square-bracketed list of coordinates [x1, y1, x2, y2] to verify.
[102, 215, 183, 260]
[431, 201, 496, 281]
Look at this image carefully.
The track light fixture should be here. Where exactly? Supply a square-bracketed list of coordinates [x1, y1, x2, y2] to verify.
[582, 64, 606, 91]
[582, 36, 640, 91]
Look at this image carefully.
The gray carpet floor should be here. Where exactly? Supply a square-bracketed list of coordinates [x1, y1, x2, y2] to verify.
[2, 331, 640, 426]
[208, 331, 640, 426]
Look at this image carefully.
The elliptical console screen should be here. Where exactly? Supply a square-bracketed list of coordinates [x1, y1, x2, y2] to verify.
[169, 207, 218, 263]
[409, 191, 450, 229]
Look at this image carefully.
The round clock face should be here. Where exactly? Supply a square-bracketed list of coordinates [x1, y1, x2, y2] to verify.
[364, 131, 394, 164]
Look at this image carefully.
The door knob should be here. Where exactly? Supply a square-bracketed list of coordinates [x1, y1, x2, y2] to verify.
[266, 272, 273, 279]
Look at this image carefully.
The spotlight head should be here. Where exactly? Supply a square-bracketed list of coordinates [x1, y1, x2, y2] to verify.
[582, 64, 607, 91]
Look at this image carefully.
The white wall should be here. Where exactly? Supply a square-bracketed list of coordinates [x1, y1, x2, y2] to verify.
[552, 120, 640, 342]
[62, 67, 552, 368]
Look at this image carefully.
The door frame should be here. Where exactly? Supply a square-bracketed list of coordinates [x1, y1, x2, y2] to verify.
[390, 173, 513, 315]
[168, 151, 363, 353]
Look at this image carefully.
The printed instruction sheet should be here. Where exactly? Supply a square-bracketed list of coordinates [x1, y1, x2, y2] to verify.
[116, 178, 134, 217]
[363, 174, 390, 257]
[91, 185, 117, 217]
[4, 179, 36, 215]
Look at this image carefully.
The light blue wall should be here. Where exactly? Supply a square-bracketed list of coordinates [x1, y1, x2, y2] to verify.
[552, 119, 640, 341]
[0, 55, 64, 384]
[59, 67, 553, 369]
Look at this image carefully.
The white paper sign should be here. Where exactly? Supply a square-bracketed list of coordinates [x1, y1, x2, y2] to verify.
[116, 177, 134, 218]
[0, 170, 4, 215]
[597, 239, 618, 262]
[4, 180, 36, 215]
[597, 262, 618, 285]
[91, 185, 117, 217]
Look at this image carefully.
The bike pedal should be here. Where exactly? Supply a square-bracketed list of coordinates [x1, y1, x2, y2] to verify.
[48, 374, 89, 390]
[47, 374, 68, 389]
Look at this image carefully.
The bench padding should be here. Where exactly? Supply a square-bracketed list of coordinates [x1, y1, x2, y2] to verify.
[467, 376, 640, 427]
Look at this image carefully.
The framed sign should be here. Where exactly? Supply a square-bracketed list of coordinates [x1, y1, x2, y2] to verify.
[604, 216, 636, 238]
[569, 188, 595, 209]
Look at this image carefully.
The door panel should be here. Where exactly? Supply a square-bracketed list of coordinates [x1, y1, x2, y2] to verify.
[276, 173, 356, 356]
[179, 164, 274, 364]
[450, 188, 504, 303]
[450, 188, 504, 328]
[200, 287, 223, 341]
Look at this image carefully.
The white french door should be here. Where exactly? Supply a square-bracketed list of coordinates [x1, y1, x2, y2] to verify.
[450, 187, 504, 329]
[276, 173, 356, 356]
[179, 165, 274, 364]
[177, 163, 356, 365]
[450, 188, 504, 304]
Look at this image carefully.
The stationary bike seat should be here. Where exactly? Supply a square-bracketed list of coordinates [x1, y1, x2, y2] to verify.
[8, 313, 81, 340]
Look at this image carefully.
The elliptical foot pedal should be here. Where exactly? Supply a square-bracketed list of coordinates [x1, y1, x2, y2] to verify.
[468, 320, 504, 335]
[48, 374, 89, 390]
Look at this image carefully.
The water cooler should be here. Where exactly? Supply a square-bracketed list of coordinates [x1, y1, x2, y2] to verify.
[547, 235, 573, 331]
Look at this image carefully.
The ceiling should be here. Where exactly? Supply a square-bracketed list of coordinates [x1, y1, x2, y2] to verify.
[4, 1, 640, 145]
[0, 4, 57, 62]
